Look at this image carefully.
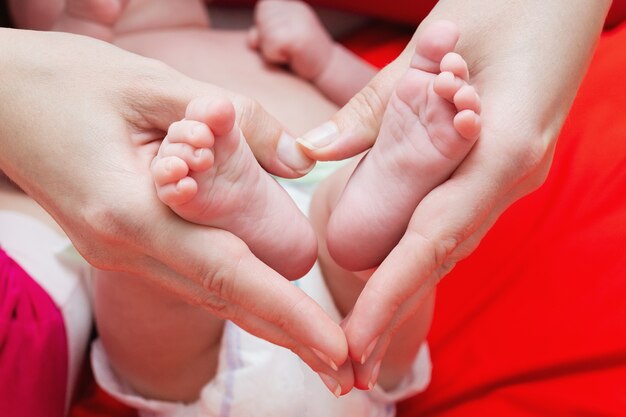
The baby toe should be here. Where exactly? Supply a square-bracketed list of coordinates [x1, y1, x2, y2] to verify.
[185, 97, 236, 137]
[440, 52, 469, 81]
[453, 85, 481, 113]
[151, 156, 189, 187]
[453, 109, 481, 141]
[160, 142, 213, 173]
[166, 120, 214, 149]
[156, 177, 198, 207]
[433, 71, 465, 102]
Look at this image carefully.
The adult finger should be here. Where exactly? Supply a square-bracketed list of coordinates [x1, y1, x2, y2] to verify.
[139, 211, 349, 369]
[296, 61, 406, 161]
[344, 131, 552, 368]
[296, 27, 424, 161]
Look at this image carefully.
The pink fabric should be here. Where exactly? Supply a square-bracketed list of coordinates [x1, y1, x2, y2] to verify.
[0, 247, 68, 417]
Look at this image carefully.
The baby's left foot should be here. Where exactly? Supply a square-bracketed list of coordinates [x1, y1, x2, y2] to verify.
[326, 20, 481, 271]
[151, 97, 317, 279]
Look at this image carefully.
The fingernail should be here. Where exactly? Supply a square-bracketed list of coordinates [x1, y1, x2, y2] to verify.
[298, 121, 339, 150]
[367, 359, 382, 390]
[319, 373, 341, 398]
[361, 337, 379, 365]
[312, 348, 338, 371]
[194, 148, 204, 158]
[277, 132, 315, 174]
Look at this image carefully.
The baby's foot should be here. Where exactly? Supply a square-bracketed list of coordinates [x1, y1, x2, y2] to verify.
[248, 0, 334, 81]
[151, 97, 317, 279]
[53, 0, 128, 42]
[327, 20, 481, 271]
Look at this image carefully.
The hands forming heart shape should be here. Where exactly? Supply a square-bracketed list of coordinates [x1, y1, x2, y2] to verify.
[2, 0, 607, 402]
[150, 18, 481, 395]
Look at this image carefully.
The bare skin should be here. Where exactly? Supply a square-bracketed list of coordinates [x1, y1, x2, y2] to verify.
[248, 0, 377, 106]
[150, 97, 317, 279]
[326, 21, 481, 272]
[21, 0, 477, 403]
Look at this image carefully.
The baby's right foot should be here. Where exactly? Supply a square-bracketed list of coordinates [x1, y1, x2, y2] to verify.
[327, 20, 482, 271]
[248, 0, 334, 81]
[151, 97, 318, 279]
[53, 0, 128, 42]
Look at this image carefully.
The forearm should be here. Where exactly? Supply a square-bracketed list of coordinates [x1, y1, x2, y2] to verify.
[313, 43, 378, 106]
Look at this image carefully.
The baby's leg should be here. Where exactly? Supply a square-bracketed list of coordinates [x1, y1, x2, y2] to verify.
[151, 97, 317, 279]
[93, 269, 224, 402]
[326, 21, 481, 271]
[310, 166, 435, 391]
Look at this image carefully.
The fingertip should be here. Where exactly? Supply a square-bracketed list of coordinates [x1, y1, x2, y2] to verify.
[298, 121, 373, 162]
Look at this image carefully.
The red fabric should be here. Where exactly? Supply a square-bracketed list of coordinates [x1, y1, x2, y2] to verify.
[218, 0, 626, 28]
[70, 371, 137, 417]
[71, 12, 626, 417]
[0, 247, 69, 417]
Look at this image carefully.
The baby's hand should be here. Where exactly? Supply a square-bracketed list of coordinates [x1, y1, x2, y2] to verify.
[248, 0, 334, 81]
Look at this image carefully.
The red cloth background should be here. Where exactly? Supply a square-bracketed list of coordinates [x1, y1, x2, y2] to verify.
[0, 248, 68, 417]
[70, 6, 626, 417]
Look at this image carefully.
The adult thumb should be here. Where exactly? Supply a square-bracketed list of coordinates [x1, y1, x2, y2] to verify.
[230, 93, 316, 178]
[296, 54, 411, 161]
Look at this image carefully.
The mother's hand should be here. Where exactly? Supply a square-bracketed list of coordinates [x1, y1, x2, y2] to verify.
[299, 0, 611, 388]
[0, 28, 347, 375]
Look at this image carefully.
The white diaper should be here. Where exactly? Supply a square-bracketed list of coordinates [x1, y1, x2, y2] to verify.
[91, 183, 432, 417]
[92, 264, 431, 417]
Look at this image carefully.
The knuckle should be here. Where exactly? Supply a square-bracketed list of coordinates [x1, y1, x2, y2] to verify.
[199, 240, 249, 303]
[405, 228, 461, 275]
[75, 202, 134, 269]
[81, 201, 127, 245]
[346, 84, 386, 134]
[505, 130, 554, 192]
[196, 293, 231, 318]
[233, 95, 259, 122]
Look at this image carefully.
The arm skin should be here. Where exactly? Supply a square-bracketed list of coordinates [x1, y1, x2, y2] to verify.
[298, 0, 612, 389]
[0, 28, 349, 376]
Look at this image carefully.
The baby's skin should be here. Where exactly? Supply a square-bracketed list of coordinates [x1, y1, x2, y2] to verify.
[42, 0, 481, 399]
[249, 0, 377, 105]
[326, 21, 481, 271]
[249, 6, 481, 271]
[151, 98, 317, 279]
[151, 20, 481, 277]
